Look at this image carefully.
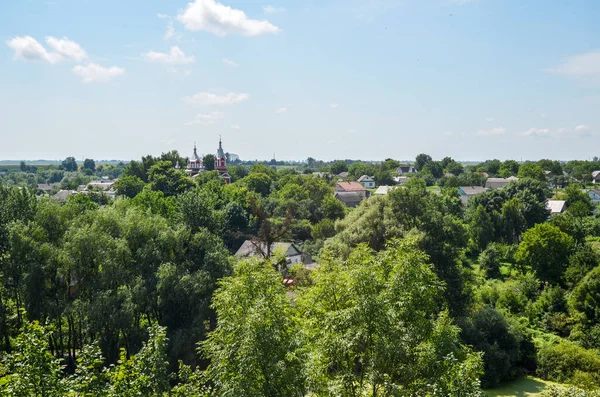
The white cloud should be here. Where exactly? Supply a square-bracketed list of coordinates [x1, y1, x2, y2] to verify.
[275, 107, 288, 113]
[545, 51, 600, 80]
[164, 24, 176, 40]
[443, 132, 455, 136]
[329, 103, 340, 108]
[142, 46, 195, 64]
[230, 124, 240, 129]
[576, 125, 590, 132]
[45, 36, 87, 62]
[72, 63, 125, 83]
[184, 92, 249, 106]
[157, 13, 170, 19]
[485, 117, 495, 122]
[222, 58, 239, 67]
[6, 36, 54, 63]
[177, 0, 281, 36]
[348, 129, 357, 133]
[263, 5, 286, 14]
[476, 127, 505, 136]
[185, 111, 225, 126]
[6, 35, 86, 64]
[521, 128, 551, 137]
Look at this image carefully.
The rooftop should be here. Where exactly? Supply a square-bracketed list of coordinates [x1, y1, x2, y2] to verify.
[336, 181, 367, 192]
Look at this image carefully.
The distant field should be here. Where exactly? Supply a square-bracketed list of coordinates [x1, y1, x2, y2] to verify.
[485, 377, 563, 396]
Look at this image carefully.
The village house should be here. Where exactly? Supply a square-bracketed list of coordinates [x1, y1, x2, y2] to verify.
[235, 240, 304, 267]
[593, 171, 600, 184]
[396, 165, 417, 175]
[374, 185, 396, 195]
[547, 200, 566, 215]
[485, 176, 518, 189]
[52, 190, 77, 202]
[77, 180, 115, 192]
[393, 176, 410, 185]
[335, 181, 369, 198]
[357, 175, 376, 188]
[458, 186, 488, 205]
[588, 189, 600, 205]
[334, 191, 363, 208]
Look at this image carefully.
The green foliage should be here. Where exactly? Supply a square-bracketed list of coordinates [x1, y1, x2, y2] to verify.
[202, 154, 216, 171]
[330, 160, 348, 175]
[62, 156, 78, 172]
[459, 307, 535, 388]
[242, 172, 272, 196]
[83, 158, 96, 171]
[114, 175, 145, 198]
[515, 223, 575, 284]
[311, 218, 335, 240]
[3, 321, 65, 396]
[564, 184, 594, 217]
[148, 161, 194, 197]
[479, 243, 501, 279]
[518, 162, 547, 181]
[299, 239, 483, 396]
[569, 266, 600, 325]
[541, 385, 600, 397]
[565, 244, 599, 287]
[415, 153, 433, 171]
[537, 341, 600, 386]
[470, 205, 495, 253]
[203, 259, 305, 397]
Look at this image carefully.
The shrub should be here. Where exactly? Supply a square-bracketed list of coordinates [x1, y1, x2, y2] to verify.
[460, 307, 535, 387]
[536, 341, 600, 384]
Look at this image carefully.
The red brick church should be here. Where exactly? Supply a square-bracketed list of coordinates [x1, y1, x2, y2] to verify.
[181, 138, 231, 184]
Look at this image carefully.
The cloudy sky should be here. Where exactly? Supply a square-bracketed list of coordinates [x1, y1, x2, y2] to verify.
[1, 0, 600, 162]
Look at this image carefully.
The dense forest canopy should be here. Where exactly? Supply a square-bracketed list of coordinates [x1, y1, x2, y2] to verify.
[2, 153, 600, 396]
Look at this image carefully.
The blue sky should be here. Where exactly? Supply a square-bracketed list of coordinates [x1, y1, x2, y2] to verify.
[1, 0, 600, 162]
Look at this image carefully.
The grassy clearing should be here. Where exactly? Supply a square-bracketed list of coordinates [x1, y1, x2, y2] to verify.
[484, 377, 563, 397]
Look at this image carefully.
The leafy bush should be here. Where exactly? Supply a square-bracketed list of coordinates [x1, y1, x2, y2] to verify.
[540, 386, 600, 397]
[460, 307, 535, 387]
[536, 341, 600, 385]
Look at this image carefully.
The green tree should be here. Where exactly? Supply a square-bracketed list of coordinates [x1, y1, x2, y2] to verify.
[62, 156, 78, 172]
[330, 160, 348, 175]
[518, 162, 546, 181]
[469, 205, 495, 252]
[114, 175, 145, 198]
[564, 184, 593, 216]
[423, 161, 444, 178]
[300, 239, 483, 396]
[500, 160, 520, 177]
[569, 266, 600, 326]
[415, 153, 433, 171]
[83, 158, 96, 172]
[202, 154, 216, 171]
[565, 244, 600, 288]
[501, 198, 525, 244]
[4, 321, 65, 397]
[479, 244, 501, 279]
[446, 160, 464, 176]
[148, 161, 194, 197]
[459, 307, 535, 388]
[242, 172, 272, 196]
[203, 259, 305, 397]
[515, 223, 575, 284]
